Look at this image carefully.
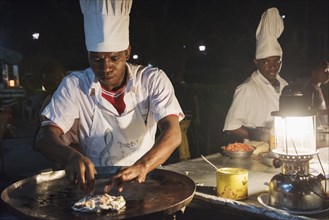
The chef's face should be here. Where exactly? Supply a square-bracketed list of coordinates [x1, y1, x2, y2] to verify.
[313, 63, 329, 84]
[254, 56, 282, 85]
[324, 65, 329, 84]
[89, 47, 131, 90]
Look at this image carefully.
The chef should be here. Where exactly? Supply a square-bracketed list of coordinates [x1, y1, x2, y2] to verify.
[223, 7, 288, 142]
[35, 0, 184, 193]
[301, 59, 329, 127]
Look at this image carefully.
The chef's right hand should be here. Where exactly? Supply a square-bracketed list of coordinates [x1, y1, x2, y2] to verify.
[247, 127, 270, 142]
[64, 153, 97, 194]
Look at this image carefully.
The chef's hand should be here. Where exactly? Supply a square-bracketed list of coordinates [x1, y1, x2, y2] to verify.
[65, 153, 97, 194]
[105, 164, 148, 192]
[247, 127, 270, 142]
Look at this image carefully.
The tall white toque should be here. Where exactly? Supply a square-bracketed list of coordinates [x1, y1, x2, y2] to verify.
[80, 0, 133, 52]
[255, 7, 284, 60]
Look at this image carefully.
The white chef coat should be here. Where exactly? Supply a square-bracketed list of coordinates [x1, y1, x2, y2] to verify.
[41, 63, 184, 166]
[223, 70, 288, 131]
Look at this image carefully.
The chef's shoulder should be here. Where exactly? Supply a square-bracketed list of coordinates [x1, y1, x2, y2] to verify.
[58, 68, 94, 89]
[233, 76, 257, 98]
[128, 63, 172, 88]
[277, 75, 288, 88]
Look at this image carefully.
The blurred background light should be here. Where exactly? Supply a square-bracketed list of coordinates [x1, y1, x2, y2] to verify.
[199, 45, 206, 52]
[32, 33, 40, 40]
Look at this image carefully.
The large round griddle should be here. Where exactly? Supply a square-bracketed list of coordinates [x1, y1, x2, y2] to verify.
[1, 168, 195, 219]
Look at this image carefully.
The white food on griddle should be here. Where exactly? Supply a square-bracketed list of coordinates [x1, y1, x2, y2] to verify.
[72, 194, 126, 213]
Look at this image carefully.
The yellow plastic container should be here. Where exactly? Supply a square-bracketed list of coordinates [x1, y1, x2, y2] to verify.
[216, 167, 248, 200]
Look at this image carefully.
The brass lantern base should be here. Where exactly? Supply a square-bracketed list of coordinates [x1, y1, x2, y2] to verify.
[269, 173, 323, 211]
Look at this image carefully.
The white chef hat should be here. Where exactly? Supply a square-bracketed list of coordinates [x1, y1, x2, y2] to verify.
[79, 0, 133, 52]
[255, 7, 284, 60]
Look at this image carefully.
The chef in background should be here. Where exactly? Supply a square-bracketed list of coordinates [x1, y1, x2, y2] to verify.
[35, 0, 183, 193]
[223, 7, 288, 143]
[301, 59, 329, 127]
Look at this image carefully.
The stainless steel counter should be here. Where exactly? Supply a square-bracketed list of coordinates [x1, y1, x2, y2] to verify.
[163, 147, 329, 220]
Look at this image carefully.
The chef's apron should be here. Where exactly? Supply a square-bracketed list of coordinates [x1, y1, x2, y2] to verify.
[87, 89, 153, 167]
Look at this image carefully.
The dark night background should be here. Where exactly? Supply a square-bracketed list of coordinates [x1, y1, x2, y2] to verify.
[0, 0, 328, 155]
[0, 0, 328, 84]
[0, 2, 328, 219]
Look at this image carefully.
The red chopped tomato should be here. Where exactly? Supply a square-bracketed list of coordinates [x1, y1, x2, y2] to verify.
[225, 142, 254, 152]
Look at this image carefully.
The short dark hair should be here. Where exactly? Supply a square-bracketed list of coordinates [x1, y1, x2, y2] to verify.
[308, 59, 328, 72]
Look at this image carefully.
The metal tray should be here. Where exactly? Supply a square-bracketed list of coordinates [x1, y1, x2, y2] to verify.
[220, 146, 255, 158]
[1, 168, 195, 219]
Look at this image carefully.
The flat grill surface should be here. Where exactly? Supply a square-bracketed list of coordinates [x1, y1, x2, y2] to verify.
[1, 169, 195, 219]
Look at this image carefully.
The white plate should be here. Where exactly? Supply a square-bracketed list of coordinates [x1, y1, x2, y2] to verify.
[257, 193, 329, 215]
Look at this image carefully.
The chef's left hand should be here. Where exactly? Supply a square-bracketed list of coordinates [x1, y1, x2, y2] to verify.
[105, 163, 148, 192]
